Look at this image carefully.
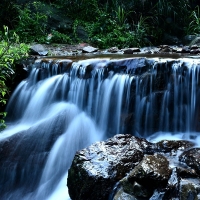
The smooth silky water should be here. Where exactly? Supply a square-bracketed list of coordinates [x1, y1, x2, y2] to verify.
[1, 54, 200, 199]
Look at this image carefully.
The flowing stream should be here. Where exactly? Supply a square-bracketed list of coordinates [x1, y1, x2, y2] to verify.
[1, 56, 200, 199]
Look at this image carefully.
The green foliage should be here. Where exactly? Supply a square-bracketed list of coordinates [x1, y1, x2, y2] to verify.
[84, 11, 151, 49]
[115, 6, 129, 27]
[48, 30, 72, 44]
[0, 0, 18, 29]
[84, 12, 132, 48]
[132, 16, 152, 47]
[54, 0, 101, 21]
[13, 1, 75, 44]
[14, 1, 48, 43]
[185, 6, 200, 35]
[0, 26, 29, 130]
[0, 0, 199, 47]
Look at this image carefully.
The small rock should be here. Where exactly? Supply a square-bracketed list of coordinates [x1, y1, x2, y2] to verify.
[30, 44, 48, 56]
[123, 48, 140, 54]
[37, 51, 48, 56]
[177, 166, 198, 178]
[119, 154, 172, 199]
[108, 47, 119, 53]
[159, 46, 172, 53]
[156, 140, 194, 154]
[82, 46, 98, 53]
[159, 45, 169, 48]
[190, 44, 199, 49]
[77, 43, 90, 50]
[179, 178, 200, 200]
[179, 148, 200, 174]
[128, 154, 172, 186]
[190, 48, 200, 54]
[113, 187, 137, 200]
[176, 46, 190, 53]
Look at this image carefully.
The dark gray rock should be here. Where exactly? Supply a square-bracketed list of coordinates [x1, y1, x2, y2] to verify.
[176, 46, 190, 53]
[159, 45, 177, 53]
[116, 154, 171, 199]
[190, 44, 199, 49]
[123, 48, 140, 54]
[179, 178, 200, 200]
[129, 154, 171, 187]
[179, 148, 200, 174]
[67, 133, 200, 200]
[113, 187, 138, 200]
[30, 44, 48, 56]
[108, 47, 119, 53]
[67, 134, 149, 200]
[151, 166, 200, 199]
[163, 167, 180, 199]
[190, 48, 200, 54]
[156, 140, 195, 154]
[82, 46, 98, 53]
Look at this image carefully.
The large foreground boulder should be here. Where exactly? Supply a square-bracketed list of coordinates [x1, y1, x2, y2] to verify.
[67, 134, 198, 200]
[67, 134, 153, 200]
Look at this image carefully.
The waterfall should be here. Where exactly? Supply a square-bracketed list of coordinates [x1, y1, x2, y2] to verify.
[0, 57, 200, 199]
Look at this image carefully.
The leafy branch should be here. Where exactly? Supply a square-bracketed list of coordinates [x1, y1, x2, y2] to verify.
[0, 25, 29, 130]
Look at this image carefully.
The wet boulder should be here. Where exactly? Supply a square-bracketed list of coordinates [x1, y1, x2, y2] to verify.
[67, 133, 199, 200]
[117, 154, 171, 199]
[179, 148, 200, 174]
[115, 165, 200, 200]
[179, 178, 200, 200]
[151, 165, 200, 199]
[128, 154, 172, 185]
[67, 134, 153, 200]
[156, 140, 195, 154]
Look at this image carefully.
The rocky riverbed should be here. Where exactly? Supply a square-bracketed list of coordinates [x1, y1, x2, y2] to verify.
[29, 39, 200, 58]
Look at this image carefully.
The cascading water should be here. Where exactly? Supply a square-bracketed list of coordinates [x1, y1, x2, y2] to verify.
[0, 56, 200, 199]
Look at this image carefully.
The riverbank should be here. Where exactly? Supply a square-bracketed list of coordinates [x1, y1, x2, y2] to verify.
[30, 42, 200, 58]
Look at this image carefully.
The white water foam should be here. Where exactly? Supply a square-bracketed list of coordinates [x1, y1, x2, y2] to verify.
[2, 58, 200, 199]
